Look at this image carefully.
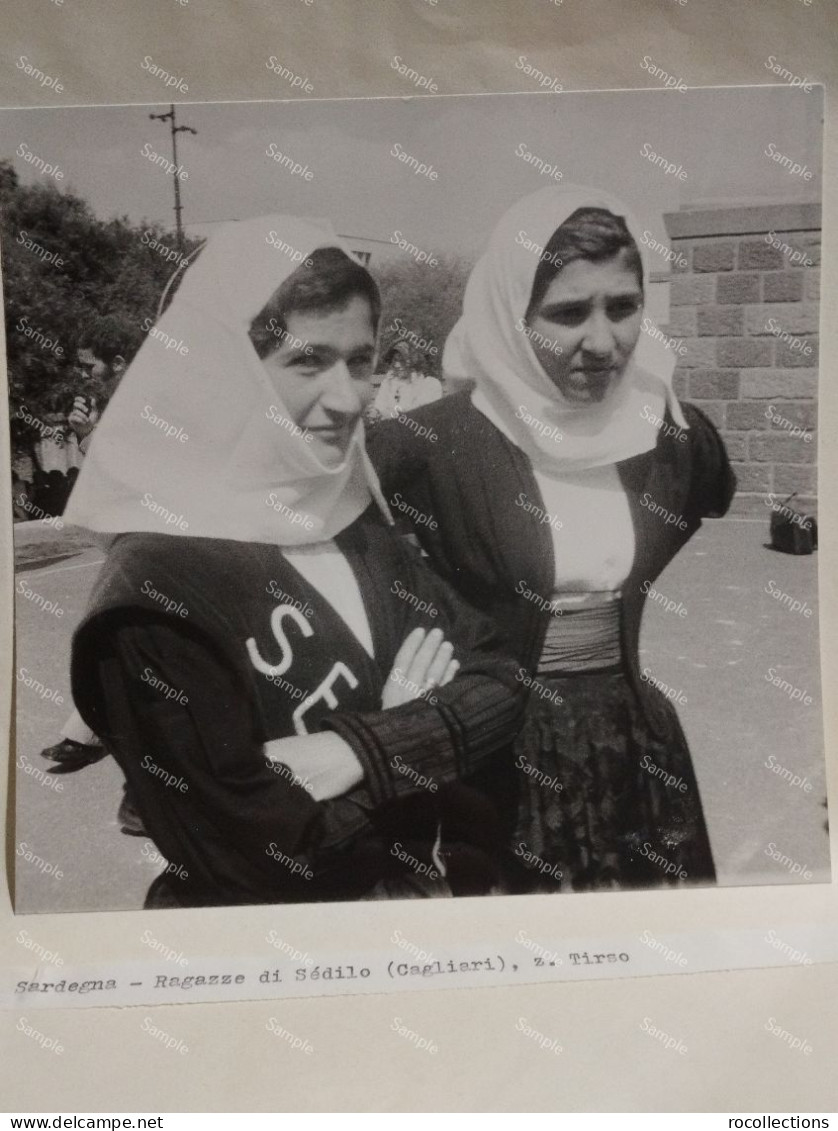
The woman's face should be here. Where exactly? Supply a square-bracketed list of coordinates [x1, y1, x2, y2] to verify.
[259, 294, 377, 467]
[524, 248, 643, 406]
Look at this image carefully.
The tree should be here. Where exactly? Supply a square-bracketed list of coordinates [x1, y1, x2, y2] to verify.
[1, 167, 200, 449]
[372, 253, 474, 378]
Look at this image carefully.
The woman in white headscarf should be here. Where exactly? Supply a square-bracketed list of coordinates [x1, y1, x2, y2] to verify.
[65, 214, 524, 908]
[369, 185, 736, 893]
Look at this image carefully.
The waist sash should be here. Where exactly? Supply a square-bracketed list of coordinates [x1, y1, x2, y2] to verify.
[536, 591, 622, 676]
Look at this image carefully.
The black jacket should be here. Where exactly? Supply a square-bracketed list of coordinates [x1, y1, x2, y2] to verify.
[71, 508, 525, 906]
[368, 392, 737, 737]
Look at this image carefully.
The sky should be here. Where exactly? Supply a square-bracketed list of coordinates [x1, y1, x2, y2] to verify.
[0, 84, 823, 256]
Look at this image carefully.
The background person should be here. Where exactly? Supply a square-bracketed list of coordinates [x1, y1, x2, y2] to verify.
[369, 185, 736, 893]
[370, 340, 442, 420]
[64, 215, 524, 908]
[40, 344, 131, 778]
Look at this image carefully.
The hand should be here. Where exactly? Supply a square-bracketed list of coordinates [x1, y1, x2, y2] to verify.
[382, 626, 460, 709]
[264, 732, 364, 802]
[67, 396, 99, 440]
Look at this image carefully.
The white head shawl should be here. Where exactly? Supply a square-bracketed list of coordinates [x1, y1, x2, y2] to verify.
[64, 214, 389, 544]
[443, 184, 688, 473]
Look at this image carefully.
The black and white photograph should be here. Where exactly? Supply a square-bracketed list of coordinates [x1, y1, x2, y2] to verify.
[5, 83, 827, 916]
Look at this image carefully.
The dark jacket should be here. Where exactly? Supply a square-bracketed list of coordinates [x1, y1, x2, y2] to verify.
[368, 391, 737, 737]
[71, 508, 525, 906]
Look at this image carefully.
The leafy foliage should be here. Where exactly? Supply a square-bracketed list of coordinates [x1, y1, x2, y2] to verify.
[1, 160, 200, 449]
[371, 252, 474, 376]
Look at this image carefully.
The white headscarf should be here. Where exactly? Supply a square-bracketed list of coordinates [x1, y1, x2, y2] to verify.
[443, 184, 688, 473]
[64, 215, 389, 545]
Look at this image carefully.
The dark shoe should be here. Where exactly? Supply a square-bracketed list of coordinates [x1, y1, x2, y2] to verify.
[40, 737, 108, 773]
[118, 788, 148, 837]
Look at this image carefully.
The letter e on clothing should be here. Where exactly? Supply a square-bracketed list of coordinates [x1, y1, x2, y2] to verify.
[293, 662, 359, 735]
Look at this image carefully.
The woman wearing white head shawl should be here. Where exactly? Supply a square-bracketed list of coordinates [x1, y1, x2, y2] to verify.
[67, 214, 524, 908]
[369, 185, 736, 894]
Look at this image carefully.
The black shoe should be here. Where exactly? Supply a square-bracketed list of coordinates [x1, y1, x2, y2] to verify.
[118, 789, 148, 837]
[40, 737, 108, 773]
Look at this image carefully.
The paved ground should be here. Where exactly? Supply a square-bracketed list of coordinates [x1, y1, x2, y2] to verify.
[11, 514, 830, 913]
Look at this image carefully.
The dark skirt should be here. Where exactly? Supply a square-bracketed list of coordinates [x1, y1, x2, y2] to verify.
[512, 670, 716, 893]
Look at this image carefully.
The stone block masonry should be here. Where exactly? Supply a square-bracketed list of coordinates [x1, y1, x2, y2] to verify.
[662, 204, 820, 516]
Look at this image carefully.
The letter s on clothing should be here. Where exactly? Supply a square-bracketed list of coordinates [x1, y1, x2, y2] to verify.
[247, 605, 314, 678]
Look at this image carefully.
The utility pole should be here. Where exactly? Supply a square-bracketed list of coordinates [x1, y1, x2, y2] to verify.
[149, 104, 197, 251]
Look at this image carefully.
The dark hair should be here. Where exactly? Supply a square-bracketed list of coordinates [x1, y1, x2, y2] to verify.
[79, 313, 141, 367]
[381, 340, 412, 367]
[248, 246, 381, 360]
[526, 207, 644, 318]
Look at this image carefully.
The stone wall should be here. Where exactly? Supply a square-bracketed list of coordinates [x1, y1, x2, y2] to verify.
[661, 203, 820, 516]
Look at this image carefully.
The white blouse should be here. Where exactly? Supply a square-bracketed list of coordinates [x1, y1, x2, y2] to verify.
[282, 542, 375, 658]
[532, 464, 636, 593]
